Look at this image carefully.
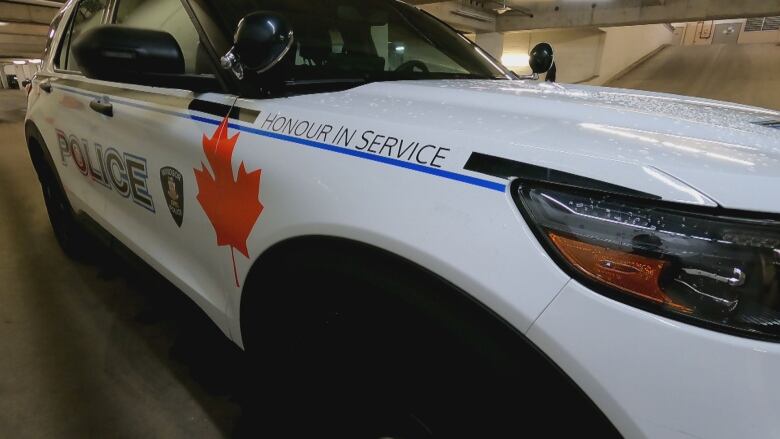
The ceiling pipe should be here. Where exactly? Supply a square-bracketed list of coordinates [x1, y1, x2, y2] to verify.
[1, 0, 64, 8]
[451, 8, 495, 23]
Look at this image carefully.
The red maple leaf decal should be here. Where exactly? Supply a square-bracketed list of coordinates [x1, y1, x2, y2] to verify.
[194, 117, 263, 287]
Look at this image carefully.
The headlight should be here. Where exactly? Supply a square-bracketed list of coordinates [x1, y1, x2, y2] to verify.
[513, 179, 780, 340]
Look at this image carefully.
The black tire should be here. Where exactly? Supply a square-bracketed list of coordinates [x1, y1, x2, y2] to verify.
[240, 239, 620, 438]
[36, 159, 93, 260]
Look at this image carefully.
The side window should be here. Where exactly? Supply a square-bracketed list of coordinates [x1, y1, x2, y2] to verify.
[44, 12, 64, 62]
[57, 0, 109, 72]
[115, 0, 212, 75]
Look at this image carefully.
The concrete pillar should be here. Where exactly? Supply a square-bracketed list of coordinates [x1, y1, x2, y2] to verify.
[0, 65, 8, 89]
[10, 65, 22, 88]
[10, 65, 22, 85]
[23, 63, 35, 80]
[475, 32, 505, 60]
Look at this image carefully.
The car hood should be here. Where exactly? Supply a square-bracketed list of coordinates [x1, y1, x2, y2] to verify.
[315, 79, 780, 213]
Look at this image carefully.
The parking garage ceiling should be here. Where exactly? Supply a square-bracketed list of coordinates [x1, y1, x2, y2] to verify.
[0, 0, 64, 59]
[410, 0, 780, 32]
[1, 0, 780, 59]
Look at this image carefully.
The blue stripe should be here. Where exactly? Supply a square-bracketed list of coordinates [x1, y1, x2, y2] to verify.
[56, 85, 507, 193]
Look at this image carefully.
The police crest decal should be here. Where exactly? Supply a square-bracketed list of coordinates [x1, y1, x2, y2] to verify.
[160, 167, 184, 227]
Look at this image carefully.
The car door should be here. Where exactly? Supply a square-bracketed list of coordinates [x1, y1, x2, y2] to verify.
[39, 0, 111, 221]
[54, 0, 241, 332]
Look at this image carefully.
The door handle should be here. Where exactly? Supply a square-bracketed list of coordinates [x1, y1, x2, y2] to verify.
[90, 99, 113, 117]
[39, 81, 52, 93]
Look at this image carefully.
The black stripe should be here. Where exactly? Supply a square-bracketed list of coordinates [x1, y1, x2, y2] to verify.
[237, 107, 261, 123]
[464, 152, 661, 200]
[754, 120, 780, 129]
[188, 99, 236, 118]
[187, 99, 260, 123]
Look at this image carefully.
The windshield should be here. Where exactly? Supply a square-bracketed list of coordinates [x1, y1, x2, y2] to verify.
[204, 0, 511, 86]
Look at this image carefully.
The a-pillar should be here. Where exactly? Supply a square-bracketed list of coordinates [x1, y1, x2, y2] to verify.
[475, 32, 505, 60]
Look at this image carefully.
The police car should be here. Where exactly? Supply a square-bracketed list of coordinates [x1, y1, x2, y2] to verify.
[24, 0, 780, 437]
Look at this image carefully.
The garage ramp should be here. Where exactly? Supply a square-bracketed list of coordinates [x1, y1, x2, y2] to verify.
[606, 43, 780, 111]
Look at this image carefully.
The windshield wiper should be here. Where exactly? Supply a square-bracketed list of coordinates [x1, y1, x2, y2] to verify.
[285, 78, 368, 86]
[283, 73, 504, 91]
[429, 73, 503, 80]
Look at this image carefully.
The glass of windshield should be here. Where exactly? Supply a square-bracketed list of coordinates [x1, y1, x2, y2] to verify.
[202, 0, 511, 83]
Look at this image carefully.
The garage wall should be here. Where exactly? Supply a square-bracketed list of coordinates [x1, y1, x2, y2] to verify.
[591, 24, 675, 85]
[740, 30, 780, 44]
[503, 28, 605, 83]
[500, 23, 673, 85]
[738, 19, 780, 44]
[681, 21, 715, 45]
[3, 64, 37, 80]
[678, 19, 780, 45]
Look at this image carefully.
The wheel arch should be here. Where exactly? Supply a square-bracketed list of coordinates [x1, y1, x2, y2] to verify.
[25, 120, 62, 189]
[239, 235, 517, 351]
[238, 234, 620, 434]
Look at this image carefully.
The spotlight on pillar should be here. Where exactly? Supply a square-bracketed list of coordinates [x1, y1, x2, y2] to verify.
[514, 43, 556, 83]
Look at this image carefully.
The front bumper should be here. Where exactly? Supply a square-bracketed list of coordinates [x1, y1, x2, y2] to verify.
[529, 280, 780, 439]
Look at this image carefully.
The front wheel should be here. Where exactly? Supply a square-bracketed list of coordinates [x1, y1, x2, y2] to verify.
[240, 241, 621, 438]
[37, 161, 93, 260]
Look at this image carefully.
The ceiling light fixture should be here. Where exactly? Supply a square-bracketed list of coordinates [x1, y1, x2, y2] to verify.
[494, 0, 512, 14]
[491, 1, 534, 18]
[12, 60, 26, 65]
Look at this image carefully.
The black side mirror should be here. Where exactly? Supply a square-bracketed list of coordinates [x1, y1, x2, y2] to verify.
[73, 26, 184, 85]
[221, 12, 294, 80]
[529, 43, 554, 75]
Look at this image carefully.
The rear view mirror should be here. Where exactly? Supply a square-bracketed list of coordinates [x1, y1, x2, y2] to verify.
[73, 26, 185, 84]
[221, 12, 294, 80]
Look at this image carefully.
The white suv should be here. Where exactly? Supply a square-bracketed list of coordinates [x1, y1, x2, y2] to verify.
[25, 0, 780, 437]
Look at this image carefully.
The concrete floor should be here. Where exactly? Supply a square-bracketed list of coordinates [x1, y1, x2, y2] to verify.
[607, 42, 780, 111]
[0, 89, 247, 437]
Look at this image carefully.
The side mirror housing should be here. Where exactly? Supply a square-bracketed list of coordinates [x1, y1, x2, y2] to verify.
[220, 11, 294, 80]
[515, 42, 556, 82]
[529, 42, 554, 75]
[72, 26, 185, 86]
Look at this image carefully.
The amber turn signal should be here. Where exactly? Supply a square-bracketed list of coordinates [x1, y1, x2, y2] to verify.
[549, 233, 689, 312]
[516, 184, 780, 339]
